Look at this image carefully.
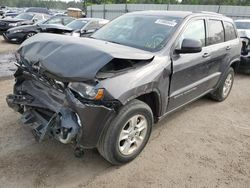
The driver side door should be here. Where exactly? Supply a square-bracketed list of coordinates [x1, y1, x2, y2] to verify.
[167, 18, 211, 112]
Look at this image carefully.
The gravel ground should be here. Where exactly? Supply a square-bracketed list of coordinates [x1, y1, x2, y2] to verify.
[0, 36, 250, 188]
[0, 36, 18, 79]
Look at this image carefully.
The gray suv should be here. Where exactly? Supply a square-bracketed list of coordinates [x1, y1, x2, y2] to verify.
[7, 11, 241, 165]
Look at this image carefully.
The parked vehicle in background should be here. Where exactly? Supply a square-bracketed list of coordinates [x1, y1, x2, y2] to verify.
[234, 19, 250, 73]
[3, 15, 75, 43]
[25, 7, 50, 15]
[6, 11, 240, 165]
[61, 18, 109, 37]
[1, 7, 24, 18]
[0, 7, 5, 17]
[235, 19, 250, 37]
[3, 12, 20, 18]
[0, 12, 49, 32]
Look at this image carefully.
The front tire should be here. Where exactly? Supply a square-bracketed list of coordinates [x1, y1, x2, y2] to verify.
[98, 99, 153, 165]
[210, 67, 234, 102]
[25, 32, 36, 40]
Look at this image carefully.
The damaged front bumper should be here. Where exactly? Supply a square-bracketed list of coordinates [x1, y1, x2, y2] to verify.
[6, 77, 116, 148]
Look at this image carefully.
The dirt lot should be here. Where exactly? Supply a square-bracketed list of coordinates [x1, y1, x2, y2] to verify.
[0, 36, 250, 188]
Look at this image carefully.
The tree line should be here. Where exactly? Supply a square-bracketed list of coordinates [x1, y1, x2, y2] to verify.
[0, 0, 83, 9]
[1, 0, 250, 9]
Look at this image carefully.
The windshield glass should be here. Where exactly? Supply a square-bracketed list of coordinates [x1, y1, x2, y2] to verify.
[15, 13, 33, 20]
[92, 14, 181, 51]
[235, 21, 250, 30]
[66, 20, 88, 30]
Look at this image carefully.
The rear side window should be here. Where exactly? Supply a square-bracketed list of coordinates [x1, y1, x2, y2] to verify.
[178, 19, 206, 47]
[224, 22, 237, 41]
[208, 20, 224, 45]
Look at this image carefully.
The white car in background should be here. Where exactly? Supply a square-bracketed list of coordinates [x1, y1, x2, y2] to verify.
[235, 19, 250, 73]
[235, 19, 250, 38]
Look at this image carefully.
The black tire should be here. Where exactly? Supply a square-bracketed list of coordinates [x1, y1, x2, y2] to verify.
[25, 32, 36, 40]
[210, 67, 234, 102]
[97, 99, 153, 165]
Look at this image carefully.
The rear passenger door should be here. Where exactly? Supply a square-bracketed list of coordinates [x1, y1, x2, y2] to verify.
[204, 19, 230, 89]
[223, 21, 239, 68]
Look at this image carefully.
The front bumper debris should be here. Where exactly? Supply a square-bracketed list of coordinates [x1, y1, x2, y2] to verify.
[6, 78, 116, 148]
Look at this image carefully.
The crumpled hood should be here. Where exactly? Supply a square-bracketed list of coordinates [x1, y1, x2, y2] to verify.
[8, 24, 36, 32]
[18, 33, 154, 81]
[39, 24, 73, 32]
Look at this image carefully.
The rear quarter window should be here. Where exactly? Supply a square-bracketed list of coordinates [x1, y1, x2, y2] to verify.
[224, 22, 237, 41]
[208, 20, 225, 45]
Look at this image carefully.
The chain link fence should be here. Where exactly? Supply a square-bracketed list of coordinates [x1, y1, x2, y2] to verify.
[87, 4, 250, 20]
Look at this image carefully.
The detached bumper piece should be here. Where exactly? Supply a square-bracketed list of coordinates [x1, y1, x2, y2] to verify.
[21, 109, 57, 142]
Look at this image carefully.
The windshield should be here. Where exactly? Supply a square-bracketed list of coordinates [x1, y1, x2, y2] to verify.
[91, 14, 181, 51]
[15, 13, 33, 20]
[66, 19, 88, 30]
[235, 21, 250, 30]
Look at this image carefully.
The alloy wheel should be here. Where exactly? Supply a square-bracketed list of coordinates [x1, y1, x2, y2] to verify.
[118, 114, 148, 156]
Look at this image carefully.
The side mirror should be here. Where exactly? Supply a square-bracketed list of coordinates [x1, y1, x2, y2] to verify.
[80, 29, 87, 34]
[33, 18, 38, 23]
[175, 38, 202, 54]
[81, 29, 95, 34]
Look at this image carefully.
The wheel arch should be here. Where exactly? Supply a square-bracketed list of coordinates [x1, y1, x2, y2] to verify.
[229, 58, 240, 72]
[135, 91, 161, 123]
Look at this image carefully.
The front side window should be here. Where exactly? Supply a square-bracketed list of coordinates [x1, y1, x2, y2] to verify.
[92, 14, 181, 51]
[45, 17, 62, 25]
[224, 22, 237, 41]
[85, 21, 98, 30]
[63, 17, 75, 25]
[66, 20, 88, 30]
[208, 20, 225, 45]
[34, 14, 44, 21]
[178, 19, 206, 48]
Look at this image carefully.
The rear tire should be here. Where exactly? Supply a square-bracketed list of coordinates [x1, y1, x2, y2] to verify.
[97, 99, 153, 165]
[210, 67, 234, 102]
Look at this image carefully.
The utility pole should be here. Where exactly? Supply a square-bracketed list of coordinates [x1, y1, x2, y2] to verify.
[125, 0, 128, 13]
[103, 0, 106, 19]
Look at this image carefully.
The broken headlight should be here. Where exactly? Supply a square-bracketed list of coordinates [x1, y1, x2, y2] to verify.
[68, 82, 104, 100]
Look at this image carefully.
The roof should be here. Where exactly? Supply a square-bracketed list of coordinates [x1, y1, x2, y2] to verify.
[127, 10, 228, 19]
[77, 18, 109, 22]
[129, 11, 193, 18]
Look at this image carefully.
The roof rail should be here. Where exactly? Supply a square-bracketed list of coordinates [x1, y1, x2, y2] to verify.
[194, 11, 223, 16]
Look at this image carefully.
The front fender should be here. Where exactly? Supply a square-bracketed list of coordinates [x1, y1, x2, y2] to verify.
[98, 56, 171, 116]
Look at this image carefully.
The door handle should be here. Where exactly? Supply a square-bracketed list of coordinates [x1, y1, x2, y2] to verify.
[226, 46, 231, 50]
[202, 53, 210, 58]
